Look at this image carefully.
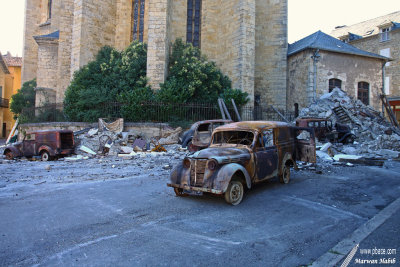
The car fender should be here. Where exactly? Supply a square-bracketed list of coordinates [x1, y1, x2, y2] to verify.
[38, 145, 55, 156]
[3, 146, 22, 157]
[170, 164, 191, 185]
[214, 163, 252, 192]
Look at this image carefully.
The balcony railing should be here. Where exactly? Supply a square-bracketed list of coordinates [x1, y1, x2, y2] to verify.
[0, 98, 9, 108]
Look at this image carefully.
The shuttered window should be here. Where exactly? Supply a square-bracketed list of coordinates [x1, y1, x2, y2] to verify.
[358, 82, 369, 105]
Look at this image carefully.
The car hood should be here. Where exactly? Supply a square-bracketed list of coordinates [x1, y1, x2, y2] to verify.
[190, 146, 251, 164]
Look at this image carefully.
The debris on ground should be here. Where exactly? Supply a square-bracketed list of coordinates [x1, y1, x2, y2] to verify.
[299, 88, 400, 165]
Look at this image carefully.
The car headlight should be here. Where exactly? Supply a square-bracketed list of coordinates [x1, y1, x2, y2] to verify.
[207, 159, 218, 170]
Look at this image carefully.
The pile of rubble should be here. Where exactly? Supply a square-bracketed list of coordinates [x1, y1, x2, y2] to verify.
[68, 118, 184, 160]
[299, 88, 400, 163]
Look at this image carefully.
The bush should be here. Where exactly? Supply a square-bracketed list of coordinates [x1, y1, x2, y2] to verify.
[157, 39, 248, 107]
[10, 79, 36, 119]
[64, 42, 152, 122]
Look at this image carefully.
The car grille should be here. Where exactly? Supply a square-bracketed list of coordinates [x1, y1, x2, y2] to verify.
[190, 159, 207, 187]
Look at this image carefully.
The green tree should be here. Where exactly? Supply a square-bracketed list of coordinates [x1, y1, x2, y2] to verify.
[64, 41, 152, 122]
[157, 39, 248, 106]
[10, 79, 36, 119]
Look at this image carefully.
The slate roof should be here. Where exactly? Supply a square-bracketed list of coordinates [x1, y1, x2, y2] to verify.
[33, 30, 60, 40]
[288, 31, 390, 61]
[331, 11, 400, 39]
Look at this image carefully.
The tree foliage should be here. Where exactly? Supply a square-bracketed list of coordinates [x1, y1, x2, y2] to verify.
[157, 39, 248, 106]
[64, 41, 151, 122]
[10, 79, 36, 119]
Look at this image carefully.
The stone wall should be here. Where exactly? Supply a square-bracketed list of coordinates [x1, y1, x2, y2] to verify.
[255, 0, 287, 109]
[348, 29, 400, 98]
[288, 49, 384, 111]
[146, 0, 170, 90]
[71, 0, 117, 75]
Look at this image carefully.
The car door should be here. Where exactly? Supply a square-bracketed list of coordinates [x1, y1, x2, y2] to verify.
[22, 133, 36, 157]
[254, 130, 278, 181]
[192, 123, 212, 147]
[294, 127, 316, 163]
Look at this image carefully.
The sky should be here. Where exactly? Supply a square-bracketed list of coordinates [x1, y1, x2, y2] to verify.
[0, 0, 399, 57]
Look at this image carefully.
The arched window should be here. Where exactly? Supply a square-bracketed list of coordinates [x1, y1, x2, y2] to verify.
[187, 0, 202, 47]
[358, 82, 369, 105]
[132, 0, 145, 42]
[329, 78, 342, 93]
[47, 0, 52, 19]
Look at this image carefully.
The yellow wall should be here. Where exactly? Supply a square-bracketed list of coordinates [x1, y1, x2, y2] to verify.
[2, 65, 21, 138]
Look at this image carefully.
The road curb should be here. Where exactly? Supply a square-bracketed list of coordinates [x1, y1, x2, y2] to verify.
[311, 196, 400, 267]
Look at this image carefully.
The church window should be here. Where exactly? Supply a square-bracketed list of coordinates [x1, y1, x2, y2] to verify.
[329, 78, 342, 92]
[132, 0, 145, 42]
[187, 0, 202, 47]
[358, 82, 369, 105]
[47, 0, 52, 19]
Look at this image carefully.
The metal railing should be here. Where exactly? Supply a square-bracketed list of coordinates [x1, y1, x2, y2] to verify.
[20, 101, 295, 125]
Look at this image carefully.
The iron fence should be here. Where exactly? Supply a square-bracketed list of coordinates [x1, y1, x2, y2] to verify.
[20, 101, 295, 126]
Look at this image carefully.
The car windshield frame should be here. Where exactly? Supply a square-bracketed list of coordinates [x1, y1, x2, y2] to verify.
[211, 130, 256, 147]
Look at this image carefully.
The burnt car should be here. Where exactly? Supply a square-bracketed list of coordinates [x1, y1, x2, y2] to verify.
[168, 121, 316, 205]
[296, 118, 355, 144]
[180, 119, 233, 152]
[3, 130, 75, 161]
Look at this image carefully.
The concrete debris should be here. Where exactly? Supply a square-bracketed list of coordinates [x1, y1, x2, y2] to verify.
[299, 88, 400, 165]
[79, 145, 97, 155]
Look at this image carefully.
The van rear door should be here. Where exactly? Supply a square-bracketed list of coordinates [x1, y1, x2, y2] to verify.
[293, 127, 316, 163]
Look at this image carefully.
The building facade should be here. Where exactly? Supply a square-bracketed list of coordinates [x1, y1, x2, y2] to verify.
[331, 11, 400, 122]
[0, 53, 22, 138]
[287, 31, 388, 112]
[22, 0, 288, 109]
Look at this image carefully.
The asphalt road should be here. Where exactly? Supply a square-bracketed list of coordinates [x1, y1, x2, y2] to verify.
[0, 159, 399, 266]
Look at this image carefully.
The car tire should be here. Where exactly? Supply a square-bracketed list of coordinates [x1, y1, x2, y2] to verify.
[174, 188, 188, 197]
[279, 164, 290, 184]
[224, 179, 244, 206]
[41, 151, 51, 161]
[5, 151, 14, 160]
[345, 135, 355, 144]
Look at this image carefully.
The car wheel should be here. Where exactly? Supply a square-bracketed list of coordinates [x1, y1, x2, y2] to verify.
[41, 151, 51, 161]
[345, 135, 355, 144]
[279, 164, 290, 184]
[174, 188, 188, 197]
[5, 151, 14, 160]
[224, 179, 244, 205]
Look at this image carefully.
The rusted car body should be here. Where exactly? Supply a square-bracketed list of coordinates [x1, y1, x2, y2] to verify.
[296, 118, 355, 144]
[168, 121, 316, 205]
[3, 130, 75, 161]
[180, 119, 233, 152]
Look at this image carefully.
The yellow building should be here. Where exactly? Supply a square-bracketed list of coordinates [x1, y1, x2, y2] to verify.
[0, 52, 22, 139]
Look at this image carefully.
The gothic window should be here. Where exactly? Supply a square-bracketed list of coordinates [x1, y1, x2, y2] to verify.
[47, 0, 52, 19]
[358, 82, 369, 105]
[187, 0, 202, 47]
[132, 0, 145, 42]
[329, 78, 342, 92]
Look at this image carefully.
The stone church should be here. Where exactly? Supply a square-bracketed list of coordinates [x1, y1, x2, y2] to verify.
[22, 0, 288, 109]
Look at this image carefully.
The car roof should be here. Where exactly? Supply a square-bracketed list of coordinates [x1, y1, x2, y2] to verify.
[214, 121, 290, 132]
[296, 117, 328, 122]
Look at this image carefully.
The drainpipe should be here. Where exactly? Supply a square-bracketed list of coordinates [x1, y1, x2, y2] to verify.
[311, 49, 321, 101]
[382, 62, 386, 114]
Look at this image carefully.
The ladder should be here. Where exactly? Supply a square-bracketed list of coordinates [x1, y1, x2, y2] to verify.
[332, 105, 352, 124]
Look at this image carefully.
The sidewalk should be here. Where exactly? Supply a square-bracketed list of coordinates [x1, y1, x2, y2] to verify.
[312, 197, 400, 267]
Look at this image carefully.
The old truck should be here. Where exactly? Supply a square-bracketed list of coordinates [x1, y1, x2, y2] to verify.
[168, 121, 316, 205]
[180, 119, 233, 152]
[296, 118, 355, 144]
[3, 130, 75, 161]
